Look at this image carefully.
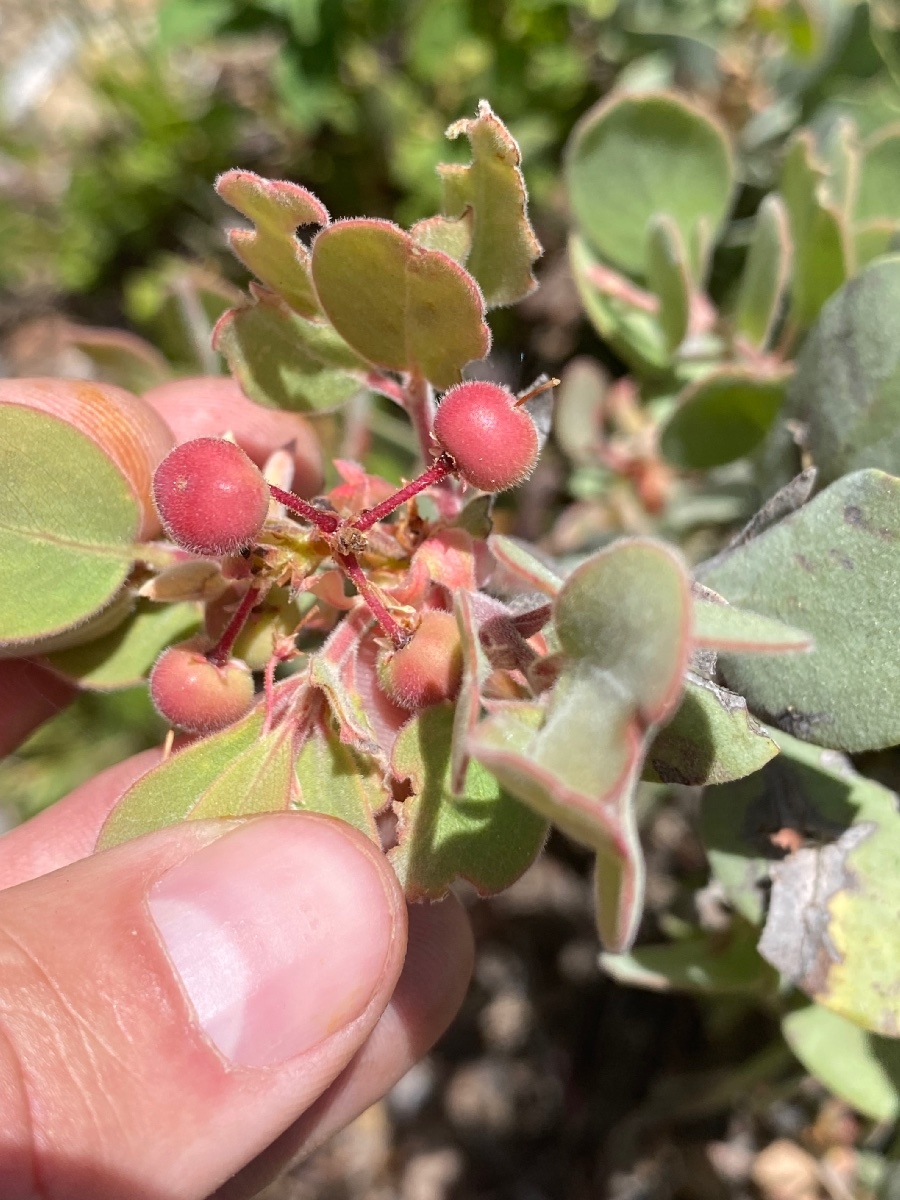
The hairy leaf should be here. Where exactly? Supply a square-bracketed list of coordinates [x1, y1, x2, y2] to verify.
[44, 600, 200, 690]
[216, 169, 329, 319]
[438, 100, 542, 308]
[97, 710, 266, 848]
[789, 256, 900, 483]
[310, 219, 490, 389]
[213, 288, 365, 413]
[603, 920, 778, 995]
[0, 406, 138, 647]
[702, 469, 900, 752]
[294, 717, 382, 839]
[391, 704, 548, 900]
[646, 215, 691, 354]
[692, 599, 812, 653]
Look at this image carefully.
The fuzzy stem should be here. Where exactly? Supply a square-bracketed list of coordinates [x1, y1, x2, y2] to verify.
[268, 485, 339, 533]
[208, 585, 260, 666]
[337, 553, 410, 649]
[352, 454, 455, 532]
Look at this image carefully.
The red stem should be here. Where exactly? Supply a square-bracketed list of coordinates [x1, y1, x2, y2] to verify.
[352, 454, 455, 532]
[337, 553, 410, 649]
[208, 585, 260, 666]
[269, 485, 339, 534]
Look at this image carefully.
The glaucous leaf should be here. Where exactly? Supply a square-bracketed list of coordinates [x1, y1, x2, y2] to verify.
[645, 674, 779, 787]
[61, 324, 172, 393]
[702, 469, 900, 752]
[451, 590, 492, 795]
[565, 91, 733, 281]
[733, 194, 793, 351]
[44, 600, 200, 690]
[488, 534, 562, 598]
[603, 919, 778, 995]
[569, 234, 670, 375]
[310, 219, 491, 390]
[390, 704, 548, 900]
[856, 125, 900, 225]
[780, 132, 851, 328]
[646, 214, 691, 353]
[472, 539, 692, 951]
[783, 1005, 900, 1122]
[216, 169, 329, 319]
[97, 710, 266, 848]
[0, 405, 139, 648]
[213, 287, 366, 413]
[554, 357, 607, 465]
[438, 100, 542, 308]
[692, 599, 812, 653]
[789, 255, 900, 483]
[661, 367, 791, 470]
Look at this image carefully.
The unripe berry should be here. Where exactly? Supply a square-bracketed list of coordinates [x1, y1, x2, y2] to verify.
[150, 637, 255, 734]
[377, 610, 463, 710]
[433, 381, 539, 493]
[153, 437, 270, 556]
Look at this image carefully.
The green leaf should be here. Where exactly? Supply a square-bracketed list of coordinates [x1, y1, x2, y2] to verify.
[603, 920, 778, 995]
[451, 590, 491, 795]
[472, 539, 692, 951]
[783, 1005, 900, 1122]
[44, 600, 200, 690]
[692, 599, 813, 653]
[661, 367, 790, 470]
[216, 169, 329, 319]
[213, 287, 365, 413]
[646, 215, 691, 353]
[569, 235, 670, 375]
[646, 674, 779, 787]
[188, 724, 295, 819]
[488, 534, 562, 597]
[702, 469, 900, 752]
[856, 124, 900, 225]
[780, 132, 851, 329]
[733, 194, 793, 351]
[310, 219, 491, 390]
[855, 220, 900, 268]
[554, 357, 608, 465]
[97, 710, 266, 848]
[409, 213, 472, 263]
[390, 704, 548, 900]
[789, 256, 900, 484]
[438, 100, 542, 308]
[294, 716, 382, 840]
[750, 733, 900, 1036]
[0, 405, 138, 647]
[565, 91, 733, 281]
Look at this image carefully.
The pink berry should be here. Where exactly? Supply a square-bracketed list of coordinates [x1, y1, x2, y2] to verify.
[150, 638, 255, 734]
[152, 437, 270, 556]
[433, 381, 539, 493]
[377, 611, 463, 710]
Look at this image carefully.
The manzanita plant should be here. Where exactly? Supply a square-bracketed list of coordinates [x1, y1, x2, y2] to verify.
[4, 82, 900, 1125]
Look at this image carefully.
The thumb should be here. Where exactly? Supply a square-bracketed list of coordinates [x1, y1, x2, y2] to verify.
[0, 812, 407, 1200]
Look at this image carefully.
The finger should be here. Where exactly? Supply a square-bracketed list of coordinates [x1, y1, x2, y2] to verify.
[144, 377, 323, 497]
[0, 812, 407, 1200]
[0, 659, 76, 758]
[0, 747, 163, 890]
[215, 893, 474, 1199]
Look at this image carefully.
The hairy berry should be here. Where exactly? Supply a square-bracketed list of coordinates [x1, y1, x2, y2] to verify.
[433, 381, 539, 493]
[378, 610, 463, 710]
[150, 638, 255, 734]
[153, 437, 270, 556]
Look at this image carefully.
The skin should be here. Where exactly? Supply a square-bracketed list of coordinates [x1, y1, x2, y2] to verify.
[0, 401, 474, 1200]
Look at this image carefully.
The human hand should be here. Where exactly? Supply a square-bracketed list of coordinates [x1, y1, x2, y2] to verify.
[0, 381, 474, 1200]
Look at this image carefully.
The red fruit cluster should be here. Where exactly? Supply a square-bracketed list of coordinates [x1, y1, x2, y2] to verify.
[433, 381, 539, 493]
[378, 610, 463, 710]
[153, 437, 270, 557]
[150, 638, 255, 734]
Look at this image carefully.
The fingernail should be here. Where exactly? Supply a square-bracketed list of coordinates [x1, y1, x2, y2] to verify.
[148, 815, 397, 1068]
